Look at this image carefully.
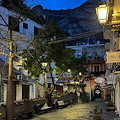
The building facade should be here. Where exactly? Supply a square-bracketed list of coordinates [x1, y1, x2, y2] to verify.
[0, 5, 45, 102]
[67, 43, 107, 101]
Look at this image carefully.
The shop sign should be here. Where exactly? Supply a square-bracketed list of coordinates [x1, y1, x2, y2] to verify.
[106, 52, 120, 63]
[59, 83, 63, 86]
[95, 90, 100, 94]
[63, 86, 68, 92]
[95, 77, 105, 83]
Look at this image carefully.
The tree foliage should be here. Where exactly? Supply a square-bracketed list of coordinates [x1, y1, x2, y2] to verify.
[23, 20, 75, 79]
[71, 53, 89, 81]
[0, 1, 44, 119]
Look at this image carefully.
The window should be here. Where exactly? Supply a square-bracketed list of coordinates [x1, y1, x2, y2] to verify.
[9, 16, 19, 32]
[34, 26, 38, 35]
[23, 22, 28, 29]
[22, 85, 29, 99]
[48, 83, 51, 88]
[94, 65, 100, 72]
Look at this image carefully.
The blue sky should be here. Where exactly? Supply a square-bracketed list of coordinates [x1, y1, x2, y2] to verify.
[30, 0, 87, 10]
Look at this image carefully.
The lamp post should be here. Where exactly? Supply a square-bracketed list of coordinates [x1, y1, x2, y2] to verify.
[41, 62, 48, 97]
[67, 69, 71, 92]
[79, 72, 82, 91]
[67, 69, 71, 77]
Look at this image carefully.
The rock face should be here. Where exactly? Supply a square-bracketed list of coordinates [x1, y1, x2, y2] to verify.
[33, 0, 109, 45]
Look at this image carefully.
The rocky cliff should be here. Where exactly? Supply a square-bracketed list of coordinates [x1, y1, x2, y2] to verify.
[32, 0, 109, 45]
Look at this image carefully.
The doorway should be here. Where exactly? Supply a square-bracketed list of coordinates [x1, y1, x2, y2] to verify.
[94, 88, 101, 100]
[22, 85, 29, 99]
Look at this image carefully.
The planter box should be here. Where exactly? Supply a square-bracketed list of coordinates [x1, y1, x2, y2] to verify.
[93, 114, 102, 120]
[107, 102, 114, 107]
[21, 110, 33, 119]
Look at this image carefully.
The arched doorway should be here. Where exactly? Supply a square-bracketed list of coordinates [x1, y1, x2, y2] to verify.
[94, 85, 101, 100]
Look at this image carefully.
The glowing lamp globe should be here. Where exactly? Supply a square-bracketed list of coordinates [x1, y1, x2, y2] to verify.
[96, 4, 108, 25]
[79, 72, 82, 76]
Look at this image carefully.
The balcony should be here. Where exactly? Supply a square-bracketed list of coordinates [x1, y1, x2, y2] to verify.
[90, 71, 105, 76]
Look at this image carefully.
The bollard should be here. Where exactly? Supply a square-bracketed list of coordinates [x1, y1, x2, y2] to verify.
[0, 113, 1, 115]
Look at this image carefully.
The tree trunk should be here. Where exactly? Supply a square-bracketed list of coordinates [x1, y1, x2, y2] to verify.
[46, 92, 54, 108]
[6, 41, 14, 120]
[47, 96, 53, 107]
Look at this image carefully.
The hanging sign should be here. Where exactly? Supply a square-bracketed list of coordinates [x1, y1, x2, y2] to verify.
[95, 77, 105, 83]
[106, 52, 120, 63]
[63, 86, 68, 92]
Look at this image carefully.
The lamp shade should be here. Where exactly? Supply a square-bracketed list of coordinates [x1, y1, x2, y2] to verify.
[96, 4, 108, 25]
[42, 62, 47, 67]
[79, 72, 82, 76]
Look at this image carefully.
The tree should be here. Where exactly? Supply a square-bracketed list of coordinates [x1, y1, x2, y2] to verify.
[0, 0, 44, 119]
[71, 53, 89, 82]
[23, 20, 75, 107]
[70, 53, 89, 101]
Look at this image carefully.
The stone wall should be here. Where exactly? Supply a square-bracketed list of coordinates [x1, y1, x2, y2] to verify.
[0, 94, 77, 119]
[0, 100, 47, 119]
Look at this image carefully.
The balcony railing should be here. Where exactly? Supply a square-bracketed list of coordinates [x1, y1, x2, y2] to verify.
[90, 71, 105, 76]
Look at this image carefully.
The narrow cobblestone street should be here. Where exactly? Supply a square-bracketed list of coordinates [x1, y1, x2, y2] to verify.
[28, 101, 119, 120]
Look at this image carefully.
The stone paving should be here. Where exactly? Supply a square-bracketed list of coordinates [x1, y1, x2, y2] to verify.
[29, 101, 119, 120]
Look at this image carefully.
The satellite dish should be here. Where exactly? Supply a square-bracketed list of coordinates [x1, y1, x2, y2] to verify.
[83, 42, 85, 45]
[96, 41, 100, 44]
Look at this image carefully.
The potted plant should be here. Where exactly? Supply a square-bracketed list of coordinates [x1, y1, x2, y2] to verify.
[90, 106, 102, 120]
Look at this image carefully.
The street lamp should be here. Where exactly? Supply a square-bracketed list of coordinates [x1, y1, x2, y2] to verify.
[79, 72, 82, 77]
[41, 62, 48, 97]
[79, 72, 82, 91]
[67, 69, 71, 73]
[42, 62, 48, 68]
[96, 2, 109, 25]
[67, 69, 71, 77]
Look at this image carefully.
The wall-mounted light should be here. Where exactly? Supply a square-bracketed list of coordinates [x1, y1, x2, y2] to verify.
[96, 2, 109, 25]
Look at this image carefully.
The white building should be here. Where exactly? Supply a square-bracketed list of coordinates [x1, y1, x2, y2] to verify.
[0, 5, 45, 102]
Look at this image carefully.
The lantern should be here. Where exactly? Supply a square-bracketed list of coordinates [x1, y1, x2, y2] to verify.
[96, 3, 109, 25]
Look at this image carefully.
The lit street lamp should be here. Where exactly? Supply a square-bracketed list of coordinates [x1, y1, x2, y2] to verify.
[42, 62, 48, 68]
[79, 72, 82, 88]
[79, 72, 82, 77]
[41, 62, 48, 96]
[67, 69, 71, 77]
[96, 2, 109, 25]
[67, 69, 71, 73]
[96, 0, 120, 30]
